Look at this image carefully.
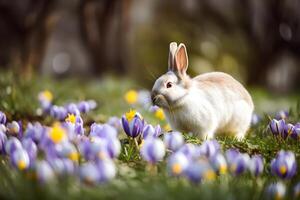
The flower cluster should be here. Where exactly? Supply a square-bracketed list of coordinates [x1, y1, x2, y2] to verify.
[269, 119, 300, 140]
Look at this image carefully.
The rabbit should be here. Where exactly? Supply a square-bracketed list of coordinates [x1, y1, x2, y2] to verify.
[151, 42, 254, 140]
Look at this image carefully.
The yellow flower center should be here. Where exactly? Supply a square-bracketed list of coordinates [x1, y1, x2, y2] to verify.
[203, 169, 216, 181]
[155, 108, 165, 120]
[279, 165, 287, 175]
[42, 90, 53, 102]
[125, 109, 136, 122]
[17, 160, 27, 170]
[69, 152, 79, 162]
[124, 90, 138, 104]
[49, 124, 66, 144]
[164, 124, 172, 132]
[65, 114, 76, 124]
[219, 164, 227, 174]
[172, 163, 182, 174]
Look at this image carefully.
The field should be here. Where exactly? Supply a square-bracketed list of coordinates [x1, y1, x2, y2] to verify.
[0, 71, 299, 200]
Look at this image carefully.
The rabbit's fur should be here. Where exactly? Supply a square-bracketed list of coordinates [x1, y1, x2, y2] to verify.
[151, 42, 254, 140]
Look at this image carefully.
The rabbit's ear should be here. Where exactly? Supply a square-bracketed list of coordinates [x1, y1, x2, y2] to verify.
[174, 43, 188, 77]
[168, 42, 178, 71]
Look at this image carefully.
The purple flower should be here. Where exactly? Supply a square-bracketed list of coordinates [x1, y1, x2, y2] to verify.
[163, 131, 184, 151]
[7, 121, 20, 136]
[265, 182, 286, 200]
[96, 159, 116, 183]
[22, 138, 38, 166]
[36, 160, 55, 183]
[248, 155, 264, 177]
[5, 137, 23, 155]
[24, 122, 46, 143]
[142, 124, 161, 139]
[275, 110, 288, 120]
[199, 140, 220, 158]
[271, 150, 297, 179]
[49, 158, 75, 176]
[227, 151, 250, 176]
[177, 143, 200, 160]
[210, 153, 227, 175]
[167, 152, 189, 176]
[225, 148, 240, 164]
[251, 113, 261, 126]
[11, 148, 30, 170]
[0, 124, 6, 133]
[79, 137, 109, 161]
[65, 103, 80, 116]
[140, 138, 165, 164]
[107, 117, 122, 132]
[90, 123, 118, 139]
[105, 137, 121, 159]
[0, 131, 7, 154]
[79, 162, 100, 185]
[291, 123, 300, 140]
[269, 119, 285, 137]
[54, 141, 79, 162]
[77, 101, 90, 113]
[121, 110, 144, 138]
[0, 111, 6, 124]
[185, 160, 216, 183]
[50, 106, 68, 120]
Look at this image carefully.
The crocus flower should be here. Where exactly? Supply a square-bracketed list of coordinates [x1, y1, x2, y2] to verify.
[271, 150, 297, 179]
[65, 103, 80, 116]
[107, 117, 122, 133]
[5, 137, 23, 155]
[79, 162, 100, 185]
[50, 106, 68, 120]
[0, 124, 6, 133]
[185, 159, 216, 183]
[124, 90, 138, 104]
[105, 137, 121, 159]
[177, 143, 199, 160]
[142, 124, 161, 139]
[96, 159, 116, 183]
[38, 90, 53, 113]
[64, 114, 84, 137]
[22, 138, 38, 165]
[228, 152, 250, 176]
[269, 119, 285, 137]
[210, 153, 227, 175]
[199, 140, 220, 158]
[7, 121, 20, 136]
[77, 101, 90, 113]
[140, 138, 165, 164]
[167, 152, 189, 176]
[48, 123, 67, 144]
[0, 131, 7, 154]
[251, 113, 261, 126]
[121, 110, 144, 138]
[163, 131, 184, 151]
[248, 155, 264, 177]
[291, 123, 300, 140]
[282, 123, 294, 139]
[55, 141, 79, 162]
[36, 160, 55, 183]
[0, 111, 6, 124]
[294, 182, 300, 198]
[225, 148, 240, 164]
[79, 137, 109, 161]
[275, 110, 288, 120]
[49, 158, 75, 176]
[11, 148, 30, 170]
[265, 182, 286, 200]
[90, 123, 118, 139]
[24, 122, 46, 143]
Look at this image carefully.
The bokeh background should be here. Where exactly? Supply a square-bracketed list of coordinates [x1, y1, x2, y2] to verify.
[0, 0, 300, 93]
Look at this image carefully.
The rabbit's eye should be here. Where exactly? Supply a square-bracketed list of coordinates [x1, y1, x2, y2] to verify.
[166, 82, 172, 88]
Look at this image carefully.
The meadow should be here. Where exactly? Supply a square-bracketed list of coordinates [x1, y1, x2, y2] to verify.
[0, 71, 299, 200]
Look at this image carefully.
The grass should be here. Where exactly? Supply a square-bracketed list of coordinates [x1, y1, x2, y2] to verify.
[0, 71, 299, 200]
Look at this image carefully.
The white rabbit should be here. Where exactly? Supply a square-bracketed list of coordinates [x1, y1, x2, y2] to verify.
[151, 42, 254, 140]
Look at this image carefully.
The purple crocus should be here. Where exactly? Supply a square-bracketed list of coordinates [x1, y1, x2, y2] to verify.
[248, 155, 264, 177]
[167, 152, 189, 176]
[142, 124, 161, 139]
[163, 131, 184, 152]
[7, 121, 20, 136]
[50, 105, 68, 120]
[210, 153, 227, 175]
[177, 143, 199, 160]
[140, 138, 165, 164]
[269, 119, 285, 137]
[65, 103, 80, 116]
[11, 148, 30, 170]
[185, 159, 216, 183]
[275, 110, 288, 120]
[227, 150, 250, 176]
[121, 110, 144, 138]
[291, 123, 300, 140]
[199, 140, 220, 158]
[79, 162, 100, 185]
[36, 160, 55, 183]
[90, 123, 118, 139]
[282, 123, 294, 139]
[265, 182, 286, 200]
[251, 113, 261, 126]
[22, 138, 38, 166]
[96, 159, 116, 183]
[24, 122, 46, 143]
[77, 101, 90, 113]
[0, 111, 6, 124]
[225, 148, 240, 164]
[0, 131, 7, 154]
[271, 150, 297, 179]
[79, 137, 109, 161]
[5, 137, 23, 155]
[49, 158, 75, 176]
[54, 141, 79, 162]
[107, 116, 122, 132]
